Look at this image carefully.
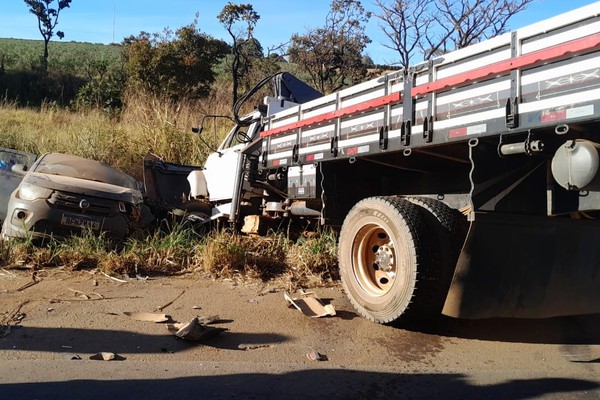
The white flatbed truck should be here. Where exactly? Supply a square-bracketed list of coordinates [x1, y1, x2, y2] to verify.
[145, 2, 600, 324]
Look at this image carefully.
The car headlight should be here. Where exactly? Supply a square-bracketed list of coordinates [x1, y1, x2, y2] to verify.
[17, 182, 53, 201]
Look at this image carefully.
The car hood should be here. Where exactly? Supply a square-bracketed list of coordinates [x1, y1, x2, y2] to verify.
[24, 172, 144, 204]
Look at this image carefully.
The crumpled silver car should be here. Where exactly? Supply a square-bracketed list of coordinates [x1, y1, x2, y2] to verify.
[0, 148, 37, 225]
[2, 152, 153, 240]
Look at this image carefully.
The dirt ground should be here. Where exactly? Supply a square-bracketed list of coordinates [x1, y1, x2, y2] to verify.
[2, 267, 600, 399]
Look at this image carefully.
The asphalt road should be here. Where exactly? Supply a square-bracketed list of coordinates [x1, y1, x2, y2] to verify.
[1, 269, 600, 399]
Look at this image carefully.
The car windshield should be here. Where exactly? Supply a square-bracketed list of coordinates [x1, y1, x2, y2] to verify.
[33, 153, 139, 190]
[0, 149, 35, 172]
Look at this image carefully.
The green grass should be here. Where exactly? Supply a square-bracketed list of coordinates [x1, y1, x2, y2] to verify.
[0, 38, 122, 76]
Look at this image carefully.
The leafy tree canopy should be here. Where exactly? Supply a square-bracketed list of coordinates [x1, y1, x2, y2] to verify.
[288, 0, 371, 94]
[24, 0, 72, 70]
[123, 19, 230, 101]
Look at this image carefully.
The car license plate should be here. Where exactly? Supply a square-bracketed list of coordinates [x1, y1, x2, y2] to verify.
[61, 214, 102, 230]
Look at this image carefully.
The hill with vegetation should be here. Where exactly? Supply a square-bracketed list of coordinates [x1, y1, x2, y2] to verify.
[0, 38, 121, 74]
[0, 38, 122, 107]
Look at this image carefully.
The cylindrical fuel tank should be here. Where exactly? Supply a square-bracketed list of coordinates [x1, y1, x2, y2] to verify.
[551, 139, 600, 191]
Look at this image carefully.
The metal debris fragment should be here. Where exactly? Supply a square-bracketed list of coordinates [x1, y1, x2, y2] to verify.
[89, 352, 123, 361]
[284, 291, 336, 318]
[168, 317, 227, 341]
[306, 351, 328, 361]
[68, 288, 104, 300]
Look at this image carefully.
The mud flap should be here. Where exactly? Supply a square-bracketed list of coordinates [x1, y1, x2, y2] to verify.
[443, 212, 600, 319]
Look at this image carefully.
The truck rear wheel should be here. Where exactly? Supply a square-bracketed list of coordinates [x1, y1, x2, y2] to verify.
[339, 196, 444, 324]
[404, 196, 468, 253]
[403, 196, 467, 311]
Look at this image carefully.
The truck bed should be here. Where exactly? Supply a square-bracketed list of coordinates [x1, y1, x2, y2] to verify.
[259, 3, 600, 170]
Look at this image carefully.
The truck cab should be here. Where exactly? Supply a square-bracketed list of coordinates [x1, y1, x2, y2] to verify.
[143, 73, 323, 226]
[142, 114, 261, 224]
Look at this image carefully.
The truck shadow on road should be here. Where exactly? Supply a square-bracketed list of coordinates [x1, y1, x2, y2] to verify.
[0, 326, 290, 353]
[400, 313, 600, 344]
[0, 371, 598, 400]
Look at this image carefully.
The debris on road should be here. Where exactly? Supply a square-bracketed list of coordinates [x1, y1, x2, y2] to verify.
[89, 352, 124, 361]
[155, 290, 185, 312]
[1, 301, 29, 337]
[168, 317, 227, 342]
[16, 271, 40, 292]
[101, 271, 128, 283]
[0, 269, 17, 278]
[123, 311, 170, 323]
[284, 291, 336, 318]
[238, 343, 273, 351]
[306, 351, 328, 361]
[67, 288, 104, 300]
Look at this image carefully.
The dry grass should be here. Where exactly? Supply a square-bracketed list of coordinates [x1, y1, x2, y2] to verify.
[0, 90, 340, 287]
[197, 229, 290, 281]
[1, 226, 339, 289]
[0, 91, 232, 180]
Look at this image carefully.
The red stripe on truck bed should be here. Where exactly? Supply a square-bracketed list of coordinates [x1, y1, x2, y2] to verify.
[449, 127, 468, 138]
[260, 92, 402, 138]
[412, 32, 600, 97]
[260, 33, 600, 141]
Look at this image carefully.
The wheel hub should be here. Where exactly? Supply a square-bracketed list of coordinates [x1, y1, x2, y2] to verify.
[352, 225, 398, 297]
[374, 245, 394, 272]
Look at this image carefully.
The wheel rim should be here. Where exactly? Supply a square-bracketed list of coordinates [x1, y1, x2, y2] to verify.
[352, 223, 396, 297]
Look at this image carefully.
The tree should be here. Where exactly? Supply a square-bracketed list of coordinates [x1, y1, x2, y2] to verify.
[24, 0, 72, 72]
[288, 0, 371, 94]
[375, 0, 533, 69]
[123, 21, 230, 101]
[217, 3, 261, 107]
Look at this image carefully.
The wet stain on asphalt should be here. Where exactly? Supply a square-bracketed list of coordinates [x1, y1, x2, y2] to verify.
[379, 329, 446, 365]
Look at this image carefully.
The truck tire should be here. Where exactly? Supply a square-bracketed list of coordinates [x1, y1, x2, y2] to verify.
[403, 196, 468, 253]
[403, 197, 467, 311]
[338, 196, 446, 324]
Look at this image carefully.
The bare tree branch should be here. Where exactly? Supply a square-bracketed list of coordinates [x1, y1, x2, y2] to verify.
[374, 0, 533, 68]
[288, 0, 371, 94]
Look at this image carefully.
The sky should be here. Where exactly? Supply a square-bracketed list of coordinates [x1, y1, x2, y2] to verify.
[0, 0, 598, 65]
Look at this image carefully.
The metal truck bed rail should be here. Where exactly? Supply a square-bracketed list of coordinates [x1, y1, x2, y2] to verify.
[259, 2, 600, 169]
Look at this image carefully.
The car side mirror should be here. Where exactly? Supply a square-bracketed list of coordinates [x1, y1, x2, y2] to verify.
[11, 164, 28, 176]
